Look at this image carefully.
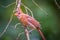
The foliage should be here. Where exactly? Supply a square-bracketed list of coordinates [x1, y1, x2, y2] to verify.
[0, 0, 60, 40]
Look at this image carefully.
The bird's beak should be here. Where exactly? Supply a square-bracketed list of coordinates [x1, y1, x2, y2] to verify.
[14, 13, 18, 16]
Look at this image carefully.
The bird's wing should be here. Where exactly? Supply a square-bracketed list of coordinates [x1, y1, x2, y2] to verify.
[26, 15, 40, 28]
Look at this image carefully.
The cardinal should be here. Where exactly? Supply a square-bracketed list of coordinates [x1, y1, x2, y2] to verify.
[14, 0, 46, 40]
[14, 7, 46, 40]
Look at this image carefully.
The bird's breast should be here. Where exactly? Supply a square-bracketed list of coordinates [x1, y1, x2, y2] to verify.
[19, 15, 28, 26]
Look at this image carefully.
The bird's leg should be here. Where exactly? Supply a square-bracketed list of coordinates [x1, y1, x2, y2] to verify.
[29, 29, 35, 34]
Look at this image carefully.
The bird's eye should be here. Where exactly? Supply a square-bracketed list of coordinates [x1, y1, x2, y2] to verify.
[18, 13, 20, 14]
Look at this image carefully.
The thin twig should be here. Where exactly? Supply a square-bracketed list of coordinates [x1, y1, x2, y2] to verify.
[54, 0, 60, 9]
[0, 14, 13, 38]
[24, 5, 34, 19]
[21, 3, 34, 17]
[32, 0, 48, 15]
[1, 2, 15, 8]
[24, 7, 29, 14]
[0, 1, 34, 17]
[14, 23, 21, 29]
[14, 23, 24, 29]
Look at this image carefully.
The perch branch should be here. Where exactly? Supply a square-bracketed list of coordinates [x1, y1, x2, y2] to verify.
[16, 28, 35, 40]
[24, 27, 30, 40]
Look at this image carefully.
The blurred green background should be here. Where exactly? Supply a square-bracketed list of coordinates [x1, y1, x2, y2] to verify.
[0, 0, 60, 40]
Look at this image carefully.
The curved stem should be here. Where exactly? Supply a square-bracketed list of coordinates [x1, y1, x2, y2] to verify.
[14, 23, 21, 29]
[1, 2, 15, 8]
[32, 0, 48, 15]
[0, 14, 13, 38]
[24, 7, 29, 14]
[54, 0, 60, 9]
[16, 29, 35, 40]
[21, 3, 34, 18]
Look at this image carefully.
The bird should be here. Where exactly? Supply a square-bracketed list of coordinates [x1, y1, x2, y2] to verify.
[14, 7, 46, 40]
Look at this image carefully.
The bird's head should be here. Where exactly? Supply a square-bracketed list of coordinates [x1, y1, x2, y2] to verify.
[15, 12, 20, 17]
[14, 8, 21, 19]
[14, 8, 23, 19]
[15, 13, 21, 19]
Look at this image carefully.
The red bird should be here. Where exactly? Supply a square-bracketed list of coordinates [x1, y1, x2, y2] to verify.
[14, 7, 46, 40]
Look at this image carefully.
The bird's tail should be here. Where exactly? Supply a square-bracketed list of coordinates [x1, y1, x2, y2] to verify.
[36, 27, 46, 40]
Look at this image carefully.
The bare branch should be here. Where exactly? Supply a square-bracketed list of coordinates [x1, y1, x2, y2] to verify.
[16, 0, 21, 8]
[16, 29, 35, 40]
[24, 27, 30, 40]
